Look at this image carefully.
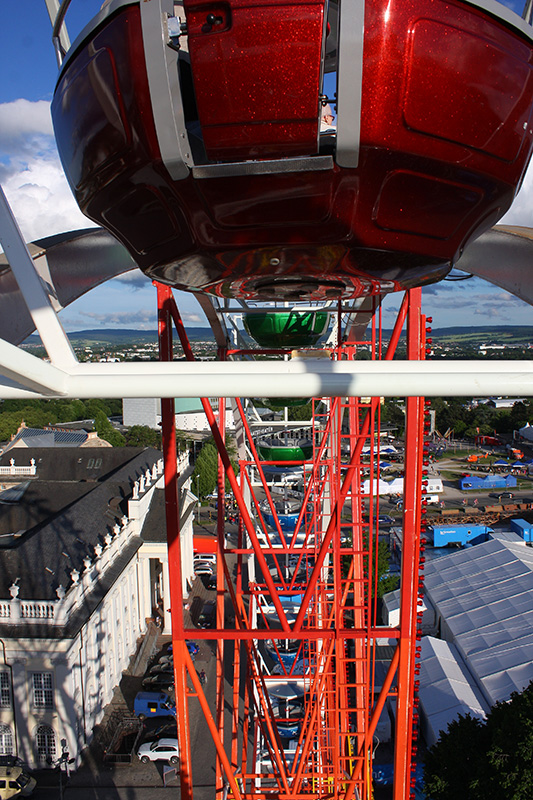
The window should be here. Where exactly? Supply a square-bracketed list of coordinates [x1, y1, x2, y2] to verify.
[0, 724, 13, 755]
[32, 673, 53, 709]
[0, 672, 10, 707]
[36, 724, 56, 763]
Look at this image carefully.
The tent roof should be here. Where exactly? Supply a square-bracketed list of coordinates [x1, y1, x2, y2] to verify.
[424, 538, 533, 706]
[418, 637, 490, 748]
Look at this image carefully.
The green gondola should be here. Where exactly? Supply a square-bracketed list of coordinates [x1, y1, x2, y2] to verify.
[244, 310, 329, 348]
[257, 439, 313, 461]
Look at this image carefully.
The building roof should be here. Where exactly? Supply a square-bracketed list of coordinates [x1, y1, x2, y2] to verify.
[0, 447, 145, 482]
[141, 487, 167, 543]
[0, 447, 162, 603]
[4, 425, 89, 451]
[424, 537, 533, 706]
[141, 485, 194, 543]
[419, 636, 490, 748]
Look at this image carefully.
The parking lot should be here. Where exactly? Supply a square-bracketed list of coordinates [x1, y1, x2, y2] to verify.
[32, 647, 218, 799]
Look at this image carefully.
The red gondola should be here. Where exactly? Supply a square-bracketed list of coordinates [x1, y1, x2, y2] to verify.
[51, 0, 533, 300]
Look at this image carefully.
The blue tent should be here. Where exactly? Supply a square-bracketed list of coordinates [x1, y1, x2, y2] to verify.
[493, 459, 509, 465]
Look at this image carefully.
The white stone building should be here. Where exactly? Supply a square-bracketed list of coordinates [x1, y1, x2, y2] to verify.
[0, 447, 194, 769]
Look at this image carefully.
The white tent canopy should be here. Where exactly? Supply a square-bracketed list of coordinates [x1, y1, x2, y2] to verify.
[519, 422, 533, 442]
[423, 538, 533, 707]
[418, 637, 490, 748]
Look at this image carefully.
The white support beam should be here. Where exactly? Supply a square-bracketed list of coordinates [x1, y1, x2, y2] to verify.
[0, 339, 67, 396]
[0, 186, 77, 368]
[0, 359, 532, 399]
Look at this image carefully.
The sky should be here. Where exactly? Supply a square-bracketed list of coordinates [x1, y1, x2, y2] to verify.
[0, 0, 532, 332]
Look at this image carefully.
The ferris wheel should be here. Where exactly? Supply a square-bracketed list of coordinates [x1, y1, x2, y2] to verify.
[2, 1, 533, 798]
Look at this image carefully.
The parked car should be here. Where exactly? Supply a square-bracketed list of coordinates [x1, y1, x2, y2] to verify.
[197, 601, 216, 629]
[194, 553, 216, 564]
[137, 738, 180, 764]
[200, 573, 217, 590]
[148, 663, 175, 676]
[362, 513, 395, 526]
[0, 767, 36, 799]
[163, 641, 199, 657]
[0, 757, 36, 799]
[489, 491, 515, 500]
[157, 651, 196, 669]
[194, 562, 214, 574]
[134, 692, 176, 720]
[142, 721, 178, 743]
[141, 672, 175, 693]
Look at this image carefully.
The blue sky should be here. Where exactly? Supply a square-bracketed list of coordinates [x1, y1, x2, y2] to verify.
[0, 0, 532, 331]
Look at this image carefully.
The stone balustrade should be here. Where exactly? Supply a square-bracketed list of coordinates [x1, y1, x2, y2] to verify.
[0, 458, 37, 476]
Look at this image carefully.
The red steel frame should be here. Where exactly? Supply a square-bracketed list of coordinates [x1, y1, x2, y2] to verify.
[157, 283, 427, 800]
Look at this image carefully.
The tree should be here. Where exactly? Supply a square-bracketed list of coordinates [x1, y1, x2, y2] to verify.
[434, 398, 468, 435]
[0, 412, 26, 443]
[424, 681, 533, 800]
[510, 401, 531, 431]
[493, 410, 513, 434]
[341, 529, 398, 599]
[93, 411, 125, 447]
[381, 399, 405, 434]
[191, 436, 240, 498]
[192, 442, 218, 497]
[0, 398, 128, 444]
[125, 425, 162, 449]
[288, 402, 313, 422]
[464, 423, 493, 440]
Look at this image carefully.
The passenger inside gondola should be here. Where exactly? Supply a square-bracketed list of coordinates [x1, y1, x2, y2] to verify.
[320, 104, 336, 133]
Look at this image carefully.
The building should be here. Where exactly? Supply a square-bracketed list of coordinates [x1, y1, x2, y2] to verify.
[419, 536, 533, 742]
[417, 636, 490, 748]
[123, 397, 235, 432]
[382, 533, 533, 746]
[0, 446, 194, 769]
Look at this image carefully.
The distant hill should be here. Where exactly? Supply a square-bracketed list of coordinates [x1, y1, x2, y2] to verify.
[24, 328, 215, 347]
[423, 326, 533, 345]
[23, 324, 533, 348]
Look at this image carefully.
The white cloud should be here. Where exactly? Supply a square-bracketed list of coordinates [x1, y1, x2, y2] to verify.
[77, 309, 157, 328]
[500, 163, 533, 227]
[0, 99, 53, 143]
[3, 160, 94, 241]
[113, 270, 152, 290]
[0, 99, 96, 242]
[182, 312, 203, 323]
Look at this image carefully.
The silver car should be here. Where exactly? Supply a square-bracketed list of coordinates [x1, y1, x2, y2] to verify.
[137, 738, 180, 764]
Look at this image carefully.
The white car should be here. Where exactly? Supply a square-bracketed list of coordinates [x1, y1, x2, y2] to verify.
[137, 738, 180, 764]
[194, 553, 216, 564]
[194, 563, 214, 575]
